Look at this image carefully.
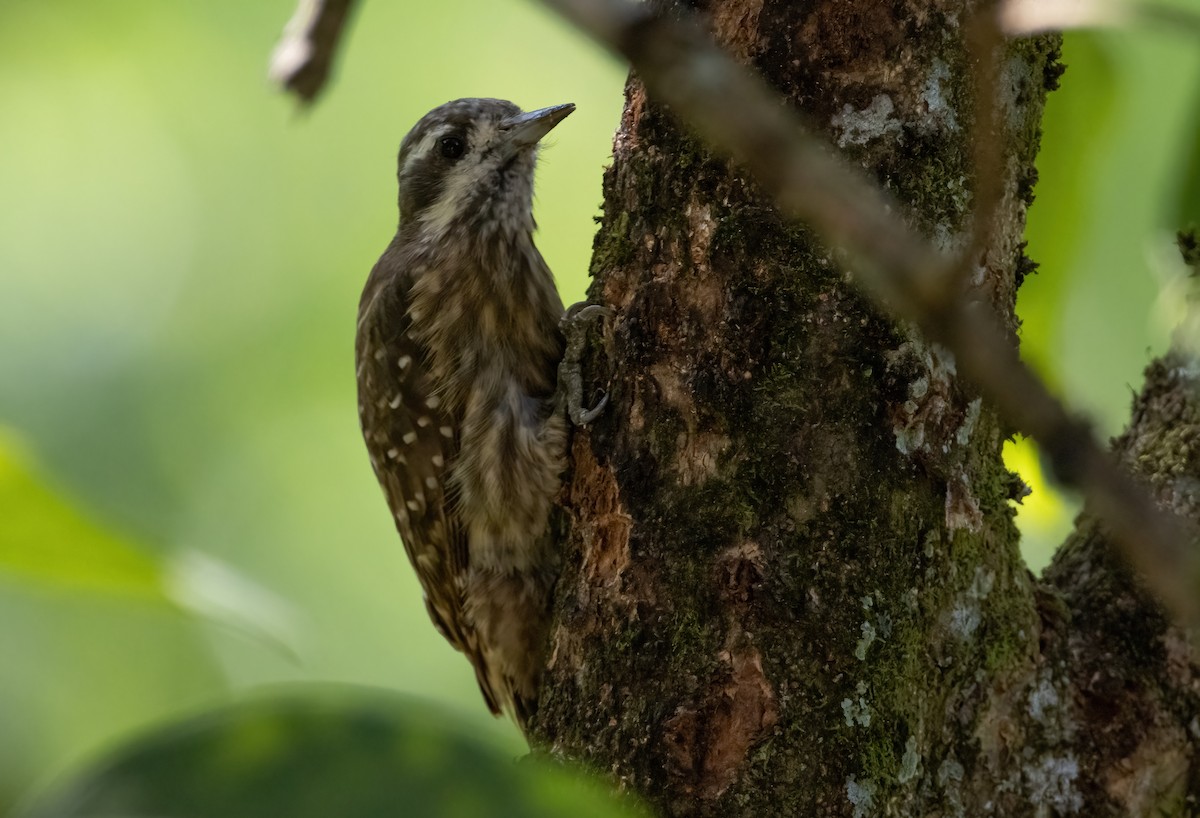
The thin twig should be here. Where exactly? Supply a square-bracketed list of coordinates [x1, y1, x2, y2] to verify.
[999, 0, 1200, 37]
[538, 0, 1199, 625]
[270, 0, 360, 105]
[950, 11, 1006, 293]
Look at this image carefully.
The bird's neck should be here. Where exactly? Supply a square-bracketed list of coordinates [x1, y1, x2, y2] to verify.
[409, 171, 536, 248]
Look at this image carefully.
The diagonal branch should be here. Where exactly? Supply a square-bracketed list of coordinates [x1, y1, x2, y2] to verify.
[538, 0, 1199, 626]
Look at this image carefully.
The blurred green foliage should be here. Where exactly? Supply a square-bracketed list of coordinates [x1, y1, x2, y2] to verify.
[1018, 21, 1200, 566]
[1, 0, 1198, 812]
[16, 688, 645, 818]
[0, 434, 226, 809]
[0, 0, 623, 809]
[0, 431, 163, 601]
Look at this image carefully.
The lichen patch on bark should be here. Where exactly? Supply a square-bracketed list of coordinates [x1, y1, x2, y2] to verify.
[831, 94, 903, 149]
[945, 468, 983, 532]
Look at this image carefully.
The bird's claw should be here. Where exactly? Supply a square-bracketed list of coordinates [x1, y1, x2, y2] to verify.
[559, 302, 613, 426]
[572, 393, 609, 426]
[564, 302, 613, 323]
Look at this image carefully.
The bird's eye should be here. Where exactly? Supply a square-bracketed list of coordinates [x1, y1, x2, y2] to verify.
[439, 136, 465, 160]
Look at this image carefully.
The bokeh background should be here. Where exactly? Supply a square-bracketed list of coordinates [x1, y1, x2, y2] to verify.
[1, 0, 1198, 811]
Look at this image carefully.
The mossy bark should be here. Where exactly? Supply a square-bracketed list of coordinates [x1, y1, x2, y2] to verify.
[531, 1, 1199, 815]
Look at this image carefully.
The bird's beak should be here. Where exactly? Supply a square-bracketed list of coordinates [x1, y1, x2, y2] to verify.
[500, 103, 575, 152]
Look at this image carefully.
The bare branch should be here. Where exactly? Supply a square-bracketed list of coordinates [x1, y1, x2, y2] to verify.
[539, 0, 1200, 624]
[999, 0, 1126, 33]
[270, 0, 359, 105]
[949, 11, 1006, 293]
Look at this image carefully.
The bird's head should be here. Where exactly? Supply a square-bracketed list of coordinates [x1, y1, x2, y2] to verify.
[394, 98, 574, 241]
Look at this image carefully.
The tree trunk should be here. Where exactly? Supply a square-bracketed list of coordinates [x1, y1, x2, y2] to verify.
[529, 0, 1199, 815]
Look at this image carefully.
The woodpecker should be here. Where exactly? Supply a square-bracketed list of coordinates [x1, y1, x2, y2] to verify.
[356, 98, 593, 728]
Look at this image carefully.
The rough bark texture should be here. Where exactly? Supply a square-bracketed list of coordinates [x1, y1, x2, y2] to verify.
[530, 1, 1200, 815]
[1041, 351, 1200, 817]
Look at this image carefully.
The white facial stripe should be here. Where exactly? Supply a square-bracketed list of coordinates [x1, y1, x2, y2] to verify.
[417, 119, 507, 237]
[419, 158, 495, 236]
[401, 126, 451, 180]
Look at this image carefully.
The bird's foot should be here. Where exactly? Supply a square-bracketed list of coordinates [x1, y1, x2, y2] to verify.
[559, 302, 613, 426]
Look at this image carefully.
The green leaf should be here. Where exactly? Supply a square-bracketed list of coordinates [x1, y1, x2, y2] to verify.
[18, 687, 647, 818]
[0, 428, 165, 600]
[0, 429, 301, 658]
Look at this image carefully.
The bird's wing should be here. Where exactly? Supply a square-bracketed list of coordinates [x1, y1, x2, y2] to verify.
[355, 275, 474, 661]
